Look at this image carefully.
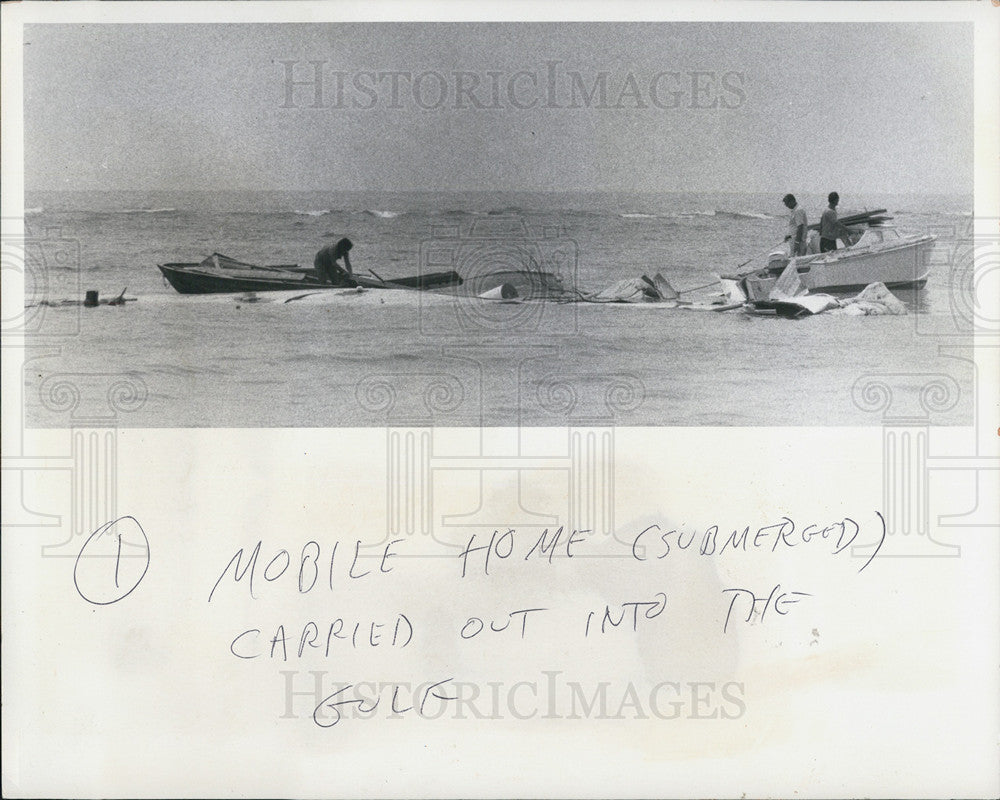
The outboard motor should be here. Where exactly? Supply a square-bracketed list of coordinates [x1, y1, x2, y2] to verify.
[766, 247, 790, 273]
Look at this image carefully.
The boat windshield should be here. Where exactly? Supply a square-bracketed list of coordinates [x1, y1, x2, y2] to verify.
[852, 227, 901, 248]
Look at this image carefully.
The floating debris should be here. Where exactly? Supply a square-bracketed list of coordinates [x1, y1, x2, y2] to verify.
[746, 282, 908, 318]
[31, 288, 137, 308]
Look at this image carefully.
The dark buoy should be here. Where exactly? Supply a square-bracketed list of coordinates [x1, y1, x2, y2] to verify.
[84, 290, 99, 307]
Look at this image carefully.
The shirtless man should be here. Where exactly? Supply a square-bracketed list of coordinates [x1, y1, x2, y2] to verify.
[314, 237, 355, 285]
[819, 192, 853, 252]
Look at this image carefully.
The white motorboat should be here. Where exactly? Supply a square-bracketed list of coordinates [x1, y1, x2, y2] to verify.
[720, 214, 936, 303]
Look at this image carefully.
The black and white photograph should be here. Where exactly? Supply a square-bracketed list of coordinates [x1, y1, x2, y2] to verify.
[18, 15, 976, 426]
[2, 2, 998, 799]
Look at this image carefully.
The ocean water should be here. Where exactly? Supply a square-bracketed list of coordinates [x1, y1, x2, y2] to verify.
[21, 190, 974, 427]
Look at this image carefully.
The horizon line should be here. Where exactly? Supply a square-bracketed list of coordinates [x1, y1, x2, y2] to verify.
[25, 187, 973, 196]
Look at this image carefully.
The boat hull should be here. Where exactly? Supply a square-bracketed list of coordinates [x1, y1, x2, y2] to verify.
[158, 263, 462, 294]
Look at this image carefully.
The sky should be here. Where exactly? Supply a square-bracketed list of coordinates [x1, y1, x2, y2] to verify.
[23, 22, 973, 194]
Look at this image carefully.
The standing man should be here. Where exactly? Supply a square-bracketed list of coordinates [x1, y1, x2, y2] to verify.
[782, 194, 808, 257]
[819, 192, 851, 252]
[314, 237, 355, 286]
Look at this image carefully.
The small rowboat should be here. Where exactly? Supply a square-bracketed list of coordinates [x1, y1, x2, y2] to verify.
[158, 253, 462, 294]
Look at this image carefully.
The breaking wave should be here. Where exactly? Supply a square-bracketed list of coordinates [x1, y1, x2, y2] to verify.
[718, 210, 774, 220]
[617, 209, 775, 221]
[678, 209, 775, 220]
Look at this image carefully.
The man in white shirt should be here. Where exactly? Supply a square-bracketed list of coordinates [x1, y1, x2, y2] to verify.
[782, 194, 808, 257]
